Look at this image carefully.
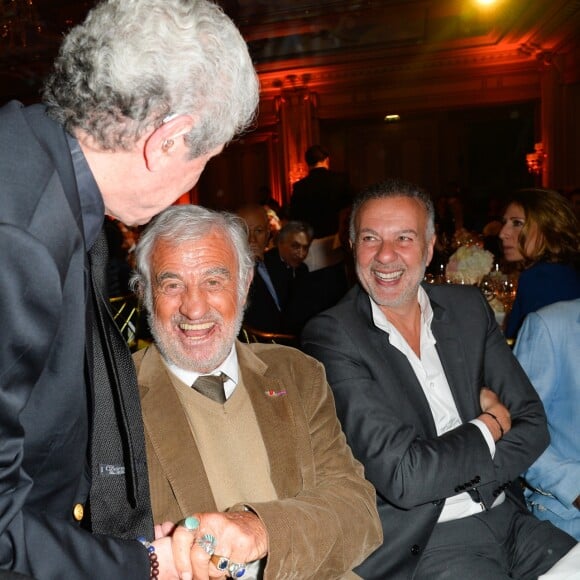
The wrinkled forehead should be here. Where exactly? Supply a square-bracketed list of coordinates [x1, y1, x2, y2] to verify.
[152, 232, 239, 274]
[356, 196, 429, 231]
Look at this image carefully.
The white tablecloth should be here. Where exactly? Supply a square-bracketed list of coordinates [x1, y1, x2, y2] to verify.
[539, 543, 580, 579]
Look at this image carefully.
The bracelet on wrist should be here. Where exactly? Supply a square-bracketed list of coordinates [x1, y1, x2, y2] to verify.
[137, 536, 160, 579]
[483, 411, 504, 438]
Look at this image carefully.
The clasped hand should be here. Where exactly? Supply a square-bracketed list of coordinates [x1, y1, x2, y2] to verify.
[152, 510, 268, 580]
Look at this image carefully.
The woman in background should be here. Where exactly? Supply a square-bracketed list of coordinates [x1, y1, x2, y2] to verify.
[500, 188, 580, 340]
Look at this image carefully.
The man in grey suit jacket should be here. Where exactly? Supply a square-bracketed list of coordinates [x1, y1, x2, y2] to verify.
[0, 1, 258, 578]
[302, 178, 576, 579]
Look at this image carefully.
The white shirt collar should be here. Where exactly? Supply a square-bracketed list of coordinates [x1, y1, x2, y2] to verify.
[369, 286, 434, 338]
[165, 344, 239, 399]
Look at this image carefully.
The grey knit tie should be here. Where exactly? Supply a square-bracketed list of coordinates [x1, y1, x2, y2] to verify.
[192, 373, 227, 403]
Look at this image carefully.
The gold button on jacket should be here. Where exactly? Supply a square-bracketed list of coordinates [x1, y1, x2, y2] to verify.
[73, 503, 84, 522]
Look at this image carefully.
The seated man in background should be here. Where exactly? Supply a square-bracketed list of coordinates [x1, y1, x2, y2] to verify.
[514, 298, 580, 541]
[302, 178, 576, 579]
[263, 220, 313, 336]
[130, 204, 382, 579]
[236, 204, 283, 335]
[266, 219, 350, 337]
[264, 220, 313, 306]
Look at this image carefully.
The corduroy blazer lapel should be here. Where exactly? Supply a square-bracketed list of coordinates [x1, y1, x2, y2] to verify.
[136, 346, 217, 516]
[235, 343, 301, 499]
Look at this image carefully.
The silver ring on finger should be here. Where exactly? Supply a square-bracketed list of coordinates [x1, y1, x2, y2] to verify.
[196, 533, 217, 556]
[228, 561, 247, 578]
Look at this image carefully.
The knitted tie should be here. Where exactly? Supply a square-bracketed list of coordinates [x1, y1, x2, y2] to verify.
[87, 228, 153, 539]
[192, 373, 227, 403]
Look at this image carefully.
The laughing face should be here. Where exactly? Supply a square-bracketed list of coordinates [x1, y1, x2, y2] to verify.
[353, 196, 435, 315]
[148, 230, 244, 373]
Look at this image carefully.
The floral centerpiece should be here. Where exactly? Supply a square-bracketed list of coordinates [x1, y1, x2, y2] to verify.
[445, 244, 494, 285]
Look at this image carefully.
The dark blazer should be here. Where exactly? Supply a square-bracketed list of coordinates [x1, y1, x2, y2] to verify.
[290, 167, 352, 238]
[0, 102, 148, 578]
[243, 258, 349, 339]
[135, 342, 383, 579]
[242, 264, 284, 333]
[263, 247, 309, 309]
[302, 283, 549, 579]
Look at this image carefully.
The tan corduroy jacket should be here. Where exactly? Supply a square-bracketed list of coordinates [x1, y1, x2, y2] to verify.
[134, 341, 382, 580]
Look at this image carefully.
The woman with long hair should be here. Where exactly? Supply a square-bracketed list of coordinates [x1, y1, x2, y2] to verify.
[499, 188, 580, 339]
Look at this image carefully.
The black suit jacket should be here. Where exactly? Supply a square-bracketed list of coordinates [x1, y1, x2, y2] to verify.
[290, 167, 352, 238]
[302, 283, 549, 579]
[263, 247, 309, 309]
[0, 102, 149, 578]
[242, 264, 284, 333]
[243, 259, 349, 339]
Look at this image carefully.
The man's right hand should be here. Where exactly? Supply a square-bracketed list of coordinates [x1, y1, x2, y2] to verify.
[152, 536, 180, 579]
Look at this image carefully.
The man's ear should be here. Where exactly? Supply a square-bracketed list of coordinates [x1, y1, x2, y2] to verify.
[242, 268, 255, 308]
[144, 114, 195, 171]
[426, 234, 436, 266]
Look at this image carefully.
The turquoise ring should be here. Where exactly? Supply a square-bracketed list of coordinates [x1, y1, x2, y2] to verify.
[177, 516, 200, 531]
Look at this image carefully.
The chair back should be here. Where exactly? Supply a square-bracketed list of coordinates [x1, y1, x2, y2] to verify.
[241, 324, 298, 348]
[109, 293, 141, 351]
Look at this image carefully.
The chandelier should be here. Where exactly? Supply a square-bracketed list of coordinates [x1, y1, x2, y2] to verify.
[0, 0, 41, 50]
[526, 142, 546, 175]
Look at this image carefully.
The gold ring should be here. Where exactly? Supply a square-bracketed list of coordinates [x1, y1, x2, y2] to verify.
[210, 554, 230, 572]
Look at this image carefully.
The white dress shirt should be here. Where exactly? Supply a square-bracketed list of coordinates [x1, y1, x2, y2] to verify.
[370, 287, 504, 522]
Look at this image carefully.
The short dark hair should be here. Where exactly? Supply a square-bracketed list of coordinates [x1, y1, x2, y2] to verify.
[305, 145, 329, 167]
[350, 178, 435, 242]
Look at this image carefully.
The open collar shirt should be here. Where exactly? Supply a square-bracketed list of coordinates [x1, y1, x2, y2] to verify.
[370, 286, 503, 522]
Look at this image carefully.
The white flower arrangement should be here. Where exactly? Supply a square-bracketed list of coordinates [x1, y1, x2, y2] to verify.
[445, 244, 494, 285]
